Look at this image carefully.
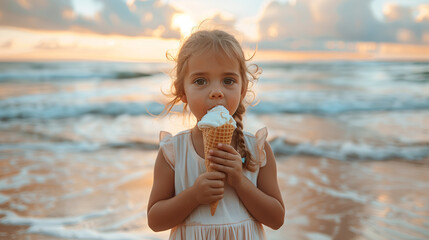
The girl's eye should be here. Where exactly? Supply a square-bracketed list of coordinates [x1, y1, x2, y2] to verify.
[194, 78, 207, 85]
[223, 78, 236, 85]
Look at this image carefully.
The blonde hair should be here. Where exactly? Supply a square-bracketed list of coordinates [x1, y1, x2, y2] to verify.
[164, 28, 261, 172]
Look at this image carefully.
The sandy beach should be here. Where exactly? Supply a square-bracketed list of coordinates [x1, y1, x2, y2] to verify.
[272, 156, 429, 240]
[1, 145, 428, 239]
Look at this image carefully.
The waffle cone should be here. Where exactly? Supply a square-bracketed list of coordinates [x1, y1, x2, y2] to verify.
[201, 123, 235, 216]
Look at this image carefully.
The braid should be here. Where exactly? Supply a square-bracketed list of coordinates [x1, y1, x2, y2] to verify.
[233, 103, 258, 172]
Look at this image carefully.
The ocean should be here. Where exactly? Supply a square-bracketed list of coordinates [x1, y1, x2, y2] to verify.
[1, 60, 428, 239]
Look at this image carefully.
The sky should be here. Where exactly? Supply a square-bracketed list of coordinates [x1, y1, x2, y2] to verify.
[0, 0, 428, 62]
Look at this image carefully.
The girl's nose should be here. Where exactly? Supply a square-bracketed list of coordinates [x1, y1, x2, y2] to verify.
[209, 89, 224, 99]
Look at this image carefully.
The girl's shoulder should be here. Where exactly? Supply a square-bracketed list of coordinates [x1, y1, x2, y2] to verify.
[243, 127, 268, 144]
[159, 129, 192, 170]
[159, 129, 191, 144]
[243, 127, 269, 167]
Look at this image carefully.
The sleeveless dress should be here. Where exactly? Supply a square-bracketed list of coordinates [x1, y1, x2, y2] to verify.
[159, 127, 268, 240]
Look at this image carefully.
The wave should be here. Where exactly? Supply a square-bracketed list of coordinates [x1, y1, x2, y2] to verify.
[252, 92, 429, 114]
[270, 138, 429, 161]
[0, 71, 154, 81]
[1, 96, 428, 120]
[0, 61, 169, 82]
[0, 101, 166, 120]
[2, 137, 428, 162]
[258, 61, 429, 83]
[0, 141, 159, 152]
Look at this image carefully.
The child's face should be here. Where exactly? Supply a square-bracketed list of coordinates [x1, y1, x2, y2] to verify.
[182, 49, 243, 122]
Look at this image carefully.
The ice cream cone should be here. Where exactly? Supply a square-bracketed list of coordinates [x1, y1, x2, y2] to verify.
[197, 105, 236, 216]
[202, 123, 235, 216]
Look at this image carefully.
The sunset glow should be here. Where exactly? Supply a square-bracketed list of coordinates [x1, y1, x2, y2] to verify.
[0, 0, 428, 62]
[417, 5, 429, 22]
[172, 13, 195, 38]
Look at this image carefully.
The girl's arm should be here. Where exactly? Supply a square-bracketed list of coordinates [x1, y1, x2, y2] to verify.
[209, 142, 285, 229]
[147, 149, 225, 232]
[238, 141, 284, 229]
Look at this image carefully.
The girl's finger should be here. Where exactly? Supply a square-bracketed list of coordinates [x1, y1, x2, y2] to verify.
[206, 171, 226, 179]
[209, 179, 224, 188]
[210, 162, 229, 172]
[209, 156, 236, 167]
[210, 162, 238, 175]
[216, 143, 239, 154]
[209, 149, 238, 161]
[209, 187, 224, 195]
[211, 195, 224, 202]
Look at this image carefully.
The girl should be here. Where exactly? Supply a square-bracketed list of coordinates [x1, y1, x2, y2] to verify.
[147, 28, 284, 239]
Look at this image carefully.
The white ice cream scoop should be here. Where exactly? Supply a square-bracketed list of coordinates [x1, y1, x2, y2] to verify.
[197, 105, 237, 129]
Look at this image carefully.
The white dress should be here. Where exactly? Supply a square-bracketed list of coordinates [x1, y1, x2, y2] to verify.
[159, 127, 268, 240]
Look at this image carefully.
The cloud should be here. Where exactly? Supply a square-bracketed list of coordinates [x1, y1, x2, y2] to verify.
[195, 13, 238, 31]
[0, 0, 181, 38]
[0, 40, 13, 49]
[34, 39, 77, 49]
[417, 5, 429, 23]
[210, 13, 237, 26]
[258, 0, 429, 50]
[381, 4, 429, 43]
[0, 0, 74, 31]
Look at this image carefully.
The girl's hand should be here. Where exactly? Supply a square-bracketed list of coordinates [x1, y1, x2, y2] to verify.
[192, 171, 225, 205]
[208, 143, 244, 188]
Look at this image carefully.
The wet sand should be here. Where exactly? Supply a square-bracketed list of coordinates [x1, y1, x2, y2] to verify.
[1, 146, 428, 239]
[271, 156, 429, 240]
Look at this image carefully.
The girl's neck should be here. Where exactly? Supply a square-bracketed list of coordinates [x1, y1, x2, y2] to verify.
[190, 125, 203, 140]
[190, 125, 204, 159]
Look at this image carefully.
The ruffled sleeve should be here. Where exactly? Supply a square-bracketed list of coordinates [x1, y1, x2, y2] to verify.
[255, 127, 268, 167]
[159, 131, 175, 170]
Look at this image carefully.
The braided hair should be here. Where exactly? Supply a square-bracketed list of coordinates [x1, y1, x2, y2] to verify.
[233, 103, 258, 172]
